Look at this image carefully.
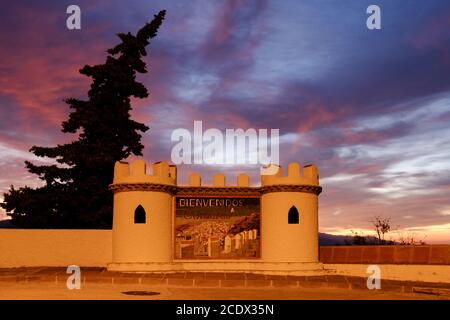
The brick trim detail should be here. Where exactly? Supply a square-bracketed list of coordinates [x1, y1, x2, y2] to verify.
[109, 183, 322, 196]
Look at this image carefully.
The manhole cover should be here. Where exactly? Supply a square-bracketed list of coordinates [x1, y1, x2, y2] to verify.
[122, 291, 160, 296]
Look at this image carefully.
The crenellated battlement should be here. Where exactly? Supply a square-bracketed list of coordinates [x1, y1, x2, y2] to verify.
[261, 162, 319, 186]
[113, 160, 177, 185]
[112, 160, 319, 188]
[186, 172, 251, 187]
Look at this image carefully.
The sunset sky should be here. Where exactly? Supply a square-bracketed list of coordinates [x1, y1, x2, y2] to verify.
[0, 0, 449, 243]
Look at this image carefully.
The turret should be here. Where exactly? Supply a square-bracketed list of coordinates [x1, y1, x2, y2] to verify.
[111, 160, 176, 265]
[260, 162, 321, 263]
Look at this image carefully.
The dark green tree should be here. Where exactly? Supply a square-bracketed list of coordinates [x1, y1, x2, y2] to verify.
[1, 11, 166, 228]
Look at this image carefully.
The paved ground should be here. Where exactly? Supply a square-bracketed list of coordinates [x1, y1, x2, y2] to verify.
[0, 282, 446, 300]
[1, 267, 449, 300]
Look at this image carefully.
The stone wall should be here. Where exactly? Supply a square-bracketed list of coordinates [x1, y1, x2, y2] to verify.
[320, 245, 450, 265]
[0, 229, 112, 267]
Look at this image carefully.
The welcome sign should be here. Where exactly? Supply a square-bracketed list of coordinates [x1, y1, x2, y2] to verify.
[174, 197, 261, 259]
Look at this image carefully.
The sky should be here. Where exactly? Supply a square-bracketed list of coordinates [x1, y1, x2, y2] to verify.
[0, 0, 449, 243]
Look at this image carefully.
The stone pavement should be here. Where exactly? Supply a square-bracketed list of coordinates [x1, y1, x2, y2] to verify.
[1, 267, 449, 297]
[1, 283, 446, 300]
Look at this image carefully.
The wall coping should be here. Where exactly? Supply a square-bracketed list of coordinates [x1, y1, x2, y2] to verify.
[320, 245, 450, 265]
[109, 183, 323, 195]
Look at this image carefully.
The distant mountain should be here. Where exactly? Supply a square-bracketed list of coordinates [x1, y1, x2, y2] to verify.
[319, 232, 354, 245]
[319, 232, 381, 245]
[0, 220, 17, 228]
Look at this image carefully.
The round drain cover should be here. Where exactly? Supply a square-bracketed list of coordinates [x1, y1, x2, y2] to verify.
[122, 291, 160, 296]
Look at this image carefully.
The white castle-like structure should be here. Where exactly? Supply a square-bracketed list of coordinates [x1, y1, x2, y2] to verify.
[108, 160, 322, 273]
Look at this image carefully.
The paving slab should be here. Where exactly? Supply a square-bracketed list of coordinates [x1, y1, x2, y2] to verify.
[1, 267, 449, 294]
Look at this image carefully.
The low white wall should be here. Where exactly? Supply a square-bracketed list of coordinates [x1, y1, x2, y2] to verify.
[324, 263, 450, 283]
[0, 229, 112, 267]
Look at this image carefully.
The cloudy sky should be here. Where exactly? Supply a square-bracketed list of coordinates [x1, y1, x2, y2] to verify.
[0, 0, 449, 243]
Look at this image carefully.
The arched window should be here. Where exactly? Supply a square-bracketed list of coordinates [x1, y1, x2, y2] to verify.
[288, 206, 299, 224]
[134, 205, 146, 224]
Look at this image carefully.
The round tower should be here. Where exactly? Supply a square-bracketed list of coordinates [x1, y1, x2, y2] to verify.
[109, 160, 176, 265]
[260, 163, 321, 263]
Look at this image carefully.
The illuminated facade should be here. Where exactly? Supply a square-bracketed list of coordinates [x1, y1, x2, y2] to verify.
[108, 160, 322, 273]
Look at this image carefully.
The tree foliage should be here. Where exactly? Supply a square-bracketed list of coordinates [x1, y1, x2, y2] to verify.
[1, 11, 166, 228]
[371, 215, 392, 244]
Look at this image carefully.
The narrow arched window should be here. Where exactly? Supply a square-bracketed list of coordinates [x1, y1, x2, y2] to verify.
[134, 205, 146, 224]
[288, 206, 299, 224]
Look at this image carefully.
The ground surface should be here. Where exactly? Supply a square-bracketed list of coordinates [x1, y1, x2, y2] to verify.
[0, 282, 445, 300]
[0, 267, 449, 300]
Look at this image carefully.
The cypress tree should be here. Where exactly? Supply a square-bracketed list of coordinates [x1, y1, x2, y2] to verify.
[1, 10, 166, 228]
